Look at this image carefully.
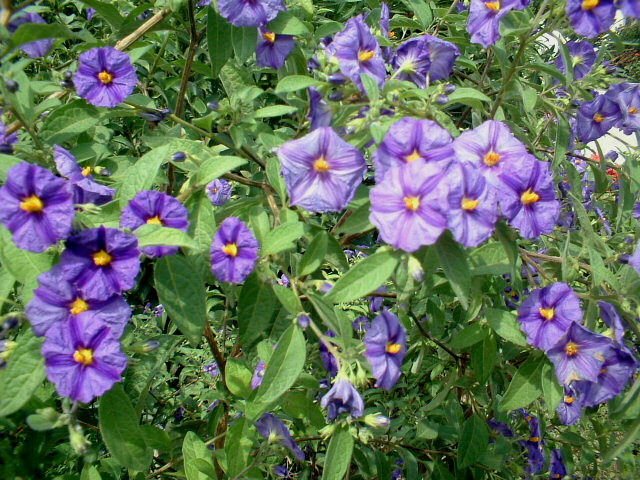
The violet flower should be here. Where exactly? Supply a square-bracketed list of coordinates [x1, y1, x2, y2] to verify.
[618, 0, 640, 17]
[256, 28, 295, 69]
[0, 162, 74, 253]
[575, 94, 621, 143]
[467, 0, 531, 48]
[319, 330, 338, 377]
[277, 127, 366, 212]
[550, 449, 567, 479]
[210, 217, 259, 284]
[206, 179, 233, 206]
[391, 37, 432, 88]
[364, 310, 407, 390]
[251, 360, 266, 390]
[120, 190, 190, 258]
[566, 0, 616, 38]
[255, 413, 305, 461]
[320, 376, 365, 421]
[73, 47, 138, 108]
[42, 313, 127, 403]
[611, 83, 640, 134]
[53, 145, 115, 205]
[554, 41, 596, 80]
[307, 87, 332, 131]
[217, 0, 286, 27]
[557, 385, 582, 426]
[8, 13, 53, 58]
[422, 35, 460, 81]
[0, 120, 18, 154]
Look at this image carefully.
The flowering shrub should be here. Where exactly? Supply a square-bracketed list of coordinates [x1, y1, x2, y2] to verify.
[1, 0, 640, 478]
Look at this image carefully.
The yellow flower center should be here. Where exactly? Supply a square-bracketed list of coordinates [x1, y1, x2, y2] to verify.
[483, 151, 501, 167]
[313, 156, 330, 172]
[629, 107, 638, 114]
[582, 0, 599, 10]
[73, 348, 94, 366]
[461, 197, 479, 211]
[520, 189, 540, 205]
[389, 31, 396, 39]
[358, 50, 375, 62]
[525, 415, 532, 421]
[530, 436, 540, 443]
[222, 243, 238, 257]
[564, 395, 574, 404]
[92, 250, 112, 267]
[565, 341, 579, 356]
[262, 31, 276, 43]
[405, 150, 422, 162]
[81, 166, 92, 177]
[538, 307, 555, 321]
[600, 368, 607, 375]
[69, 298, 90, 315]
[19, 195, 44, 213]
[386, 343, 402, 354]
[403, 196, 420, 211]
[593, 113, 605, 123]
[485, 1, 501, 10]
[146, 215, 163, 225]
[98, 71, 113, 84]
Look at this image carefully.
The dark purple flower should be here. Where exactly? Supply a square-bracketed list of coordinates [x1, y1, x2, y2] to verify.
[25, 266, 131, 337]
[273, 465, 290, 478]
[546, 323, 612, 385]
[550, 448, 567, 479]
[499, 156, 561, 239]
[255, 413, 305, 461]
[8, 13, 53, 58]
[554, 41, 596, 80]
[488, 418, 514, 438]
[611, 83, 640, 134]
[203, 362, 219, 376]
[629, 241, 640, 274]
[370, 161, 448, 252]
[218, 0, 285, 27]
[251, 360, 266, 390]
[446, 162, 498, 247]
[73, 47, 138, 108]
[206, 179, 233, 206]
[320, 376, 365, 421]
[517, 282, 582, 351]
[0, 120, 18, 154]
[422, 35, 460, 82]
[557, 385, 582, 425]
[379, 2, 392, 61]
[120, 190, 190, 258]
[352, 315, 371, 332]
[54, 146, 115, 205]
[210, 217, 259, 284]
[618, 0, 640, 17]
[575, 94, 621, 143]
[196, 0, 211, 6]
[328, 15, 386, 92]
[373, 117, 454, 182]
[278, 127, 366, 213]
[566, 0, 616, 38]
[86, 8, 96, 20]
[307, 87, 332, 131]
[369, 286, 386, 313]
[0, 162, 74, 253]
[319, 330, 338, 377]
[599, 301, 626, 345]
[391, 37, 432, 88]
[467, 0, 530, 48]
[364, 310, 407, 390]
[59, 226, 141, 299]
[256, 28, 294, 69]
[42, 313, 127, 403]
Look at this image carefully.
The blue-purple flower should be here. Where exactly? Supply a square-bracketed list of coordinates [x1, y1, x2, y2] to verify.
[391, 37, 432, 88]
[566, 0, 616, 38]
[422, 35, 460, 82]
[59, 226, 141, 299]
[307, 87, 332, 131]
[42, 313, 127, 403]
[0, 120, 18, 154]
[554, 41, 596, 80]
[217, 0, 286, 27]
[251, 360, 266, 390]
[557, 385, 583, 425]
[73, 47, 138, 108]
[550, 449, 567, 479]
[618, 0, 640, 17]
[210, 217, 259, 284]
[255, 413, 305, 461]
[8, 12, 53, 58]
[277, 127, 366, 212]
[611, 83, 640, 134]
[0, 162, 74, 253]
[53, 145, 115, 205]
[467, 0, 531, 48]
[319, 330, 338, 377]
[206, 179, 233, 206]
[320, 376, 365, 421]
[364, 310, 407, 390]
[120, 190, 190, 258]
[256, 28, 294, 69]
[575, 94, 622, 143]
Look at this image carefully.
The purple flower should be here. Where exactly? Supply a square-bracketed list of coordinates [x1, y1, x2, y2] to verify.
[370, 161, 448, 252]
[42, 313, 127, 403]
[446, 162, 498, 247]
[488, 418, 514, 438]
[256, 28, 294, 69]
[0, 120, 18, 154]
[328, 15, 387, 92]
[0, 162, 74, 253]
[524, 440, 545, 475]
[422, 35, 460, 82]
[203, 362, 219, 376]
[210, 217, 259, 284]
[618, 0, 640, 17]
[307, 87, 332, 131]
[251, 360, 266, 390]
[320, 376, 365, 421]
[629, 241, 640, 274]
[73, 47, 138, 108]
[467, 0, 530, 48]
[554, 41, 596, 80]
[566, 0, 616, 38]
[550, 449, 567, 479]
[206, 179, 233, 206]
[54, 145, 115, 205]
[499, 156, 561, 239]
[120, 190, 189, 258]
[453, 120, 529, 188]
[255, 413, 305, 461]
[391, 37, 432, 88]
[557, 385, 583, 426]
[25, 266, 131, 338]
[319, 330, 339, 377]
[546, 323, 612, 385]
[599, 301, 627, 345]
[86, 8, 96, 20]
[8, 13, 53, 58]
[611, 83, 640, 134]
[369, 286, 386, 313]
[517, 282, 582, 351]
[59, 226, 141, 299]
[273, 465, 290, 478]
[575, 94, 621, 143]
[352, 315, 371, 332]
[364, 310, 407, 390]
[277, 127, 366, 213]
[373, 117, 454, 182]
[217, 0, 286, 27]
[379, 2, 392, 62]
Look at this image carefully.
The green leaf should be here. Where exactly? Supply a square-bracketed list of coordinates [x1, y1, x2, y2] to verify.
[435, 233, 471, 309]
[470, 332, 496, 383]
[325, 249, 400, 304]
[39, 100, 102, 145]
[118, 145, 171, 208]
[183, 431, 217, 480]
[0, 330, 45, 417]
[10, 23, 74, 48]
[0, 226, 53, 288]
[238, 273, 278, 347]
[207, 5, 234, 77]
[231, 26, 258, 63]
[81, 0, 124, 29]
[154, 255, 207, 345]
[273, 284, 303, 315]
[224, 417, 252, 476]
[540, 361, 563, 413]
[275, 75, 323, 94]
[486, 308, 527, 346]
[134, 224, 198, 250]
[254, 105, 298, 118]
[448, 324, 487, 350]
[602, 416, 640, 465]
[499, 355, 545, 412]
[267, 11, 311, 35]
[225, 358, 253, 398]
[80, 464, 102, 480]
[447, 87, 491, 106]
[99, 384, 151, 471]
[195, 155, 247, 186]
[322, 427, 354, 480]
[361, 74, 379, 102]
[298, 231, 329, 276]
[553, 114, 571, 168]
[261, 221, 305, 256]
[457, 415, 489, 469]
[0, 154, 21, 182]
[401, 0, 432, 29]
[246, 325, 306, 420]
[333, 199, 374, 235]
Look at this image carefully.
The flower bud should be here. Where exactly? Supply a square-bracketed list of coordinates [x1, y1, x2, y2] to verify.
[328, 90, 344, 101]
[364, 414, 391, 428]
[296, 314, 310, 328]
[172, 151, 186, 162]
[207, 101, 219, 110]
[131, 340, 161, 353]
[5, 80, 19, 93]
[69, 424, 90, 455]
[328, 73, 347, 85]
[93, 166, 112, 176]
[435, 94, 449, 105]
[443, 84, 456, 94]
[407, 255, 424, 282]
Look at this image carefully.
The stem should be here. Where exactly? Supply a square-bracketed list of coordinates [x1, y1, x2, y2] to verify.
[203, 323, 227, 388]
[413, 316, 463, 361]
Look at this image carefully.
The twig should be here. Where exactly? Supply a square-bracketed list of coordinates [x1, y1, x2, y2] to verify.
[203, 323, 227, 387]
[413, 316, 463, 361]
[519, 248, 592, 272]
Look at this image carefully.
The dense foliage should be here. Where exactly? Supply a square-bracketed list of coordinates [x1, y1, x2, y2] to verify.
[1, 0, 640, 479]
